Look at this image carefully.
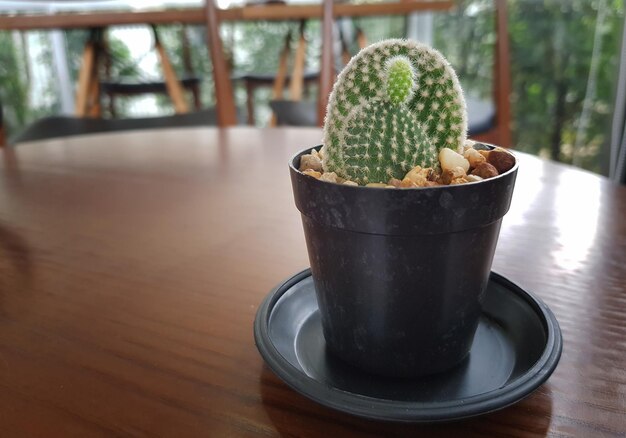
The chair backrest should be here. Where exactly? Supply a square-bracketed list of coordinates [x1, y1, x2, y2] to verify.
[204, 0, 237, 126]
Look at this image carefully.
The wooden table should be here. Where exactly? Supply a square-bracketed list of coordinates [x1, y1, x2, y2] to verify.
[0, 127, 624, 436]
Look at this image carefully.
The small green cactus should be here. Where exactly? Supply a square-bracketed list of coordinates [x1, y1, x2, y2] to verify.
[322, 39, 467, 185]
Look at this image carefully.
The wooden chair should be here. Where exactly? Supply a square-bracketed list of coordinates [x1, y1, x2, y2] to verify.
[74, 26, 196, 118]
[99, 26, 203, 118]
[234, 23, 320, 125]
[0, 0, 238, 146]
[268, 0, 338, 128]
[268, 21, 322, 126]
[270, 0, 336, 126]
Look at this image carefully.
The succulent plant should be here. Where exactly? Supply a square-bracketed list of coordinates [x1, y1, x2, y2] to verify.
[322, 39, 467, 185]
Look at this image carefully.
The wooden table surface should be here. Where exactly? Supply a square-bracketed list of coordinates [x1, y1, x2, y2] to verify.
[0, 127, 624, 437]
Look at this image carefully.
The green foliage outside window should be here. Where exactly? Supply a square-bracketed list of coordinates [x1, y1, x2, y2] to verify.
[436, 0, 624, 173]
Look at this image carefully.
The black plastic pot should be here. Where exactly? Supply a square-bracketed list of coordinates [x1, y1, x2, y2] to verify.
[289, 145, 519, 378]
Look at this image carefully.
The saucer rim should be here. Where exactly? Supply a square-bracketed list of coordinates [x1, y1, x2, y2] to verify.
[254, 269, 563, 423]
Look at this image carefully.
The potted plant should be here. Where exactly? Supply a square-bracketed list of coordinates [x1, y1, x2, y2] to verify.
[289, 39, 517, 378]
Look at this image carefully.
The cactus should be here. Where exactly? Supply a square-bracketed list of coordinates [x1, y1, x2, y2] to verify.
[322, 39, 467, 185]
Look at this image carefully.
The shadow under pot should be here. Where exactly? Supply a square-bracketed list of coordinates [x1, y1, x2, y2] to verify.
[289, 145, 518, 378]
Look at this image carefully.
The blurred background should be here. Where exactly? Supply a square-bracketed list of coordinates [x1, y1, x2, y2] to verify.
[0, 0, 624, 175]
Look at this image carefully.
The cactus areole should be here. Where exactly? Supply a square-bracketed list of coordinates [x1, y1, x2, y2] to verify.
[322, 39, 467, 185]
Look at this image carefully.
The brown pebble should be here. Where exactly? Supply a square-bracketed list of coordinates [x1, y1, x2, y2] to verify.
[404, 166, 431, 186]
[319, 172, 339, 183]
[299, 154, 323, 172]
[400, 178, 418, 188]
[471, 162, 499, 179]
[441, 166, 467, 185]
[302, 169, 321, 179]
[487, 150, 515, 174]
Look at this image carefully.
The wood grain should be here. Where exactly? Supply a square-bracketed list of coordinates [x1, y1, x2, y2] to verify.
[0, 127, 625, 437]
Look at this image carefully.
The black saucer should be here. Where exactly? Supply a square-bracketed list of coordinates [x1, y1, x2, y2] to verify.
[254, 269, 562, 423]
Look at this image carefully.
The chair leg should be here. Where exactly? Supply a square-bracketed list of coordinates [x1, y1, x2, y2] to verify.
[155, 43, 190, 114]
[289, 21, 307, 102]
[191, 83, 201, 111]
[246, 81, 255, 125]
[356, 27, 367, 50]
[108, 94, 116, 118]
[75, 40, 96, 117]
[339, 21, 351, 66]
[273, 31, 292, 101]
[269, 30, 292, 127]
[153, 26, 190, 114]
[87, 46, 102, 118]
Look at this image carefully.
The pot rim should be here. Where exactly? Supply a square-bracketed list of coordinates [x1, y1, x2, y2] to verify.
[289, 143, 518, 190]
[289, 143, 519, 235]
